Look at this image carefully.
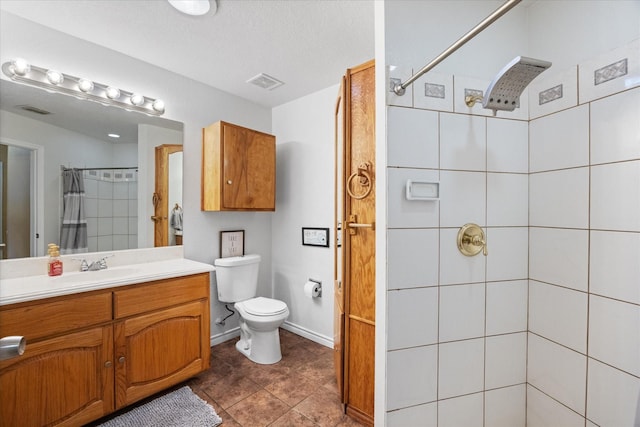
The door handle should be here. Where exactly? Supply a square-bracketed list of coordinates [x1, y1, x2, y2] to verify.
[346, 214, 375, 235]
[346, 162, 373, 200]
[347, 222, 375, 229]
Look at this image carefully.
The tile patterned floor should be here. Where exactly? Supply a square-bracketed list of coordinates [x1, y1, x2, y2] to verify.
[187, 329, 365, 427]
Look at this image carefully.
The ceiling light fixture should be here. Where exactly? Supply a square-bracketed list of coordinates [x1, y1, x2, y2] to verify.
[168, 0, 214, 16]
[1, 59, 166, 116]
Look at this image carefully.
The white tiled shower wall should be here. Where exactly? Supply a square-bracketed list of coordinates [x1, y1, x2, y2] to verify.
[385, 40, 639, 427]
[83, 169, 138, 252]
[526, 40, 640, 427]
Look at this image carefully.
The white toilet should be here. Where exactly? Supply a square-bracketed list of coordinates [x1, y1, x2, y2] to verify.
[214, 254, 289, 364]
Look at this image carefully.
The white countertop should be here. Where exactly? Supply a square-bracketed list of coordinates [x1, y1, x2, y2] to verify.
[0, 247, 215, 306]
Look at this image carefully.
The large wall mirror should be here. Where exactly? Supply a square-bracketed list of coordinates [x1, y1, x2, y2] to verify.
[0, 79, 183, 259]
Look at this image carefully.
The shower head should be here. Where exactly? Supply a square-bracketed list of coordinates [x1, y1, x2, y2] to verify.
[481, 56, 551, 113]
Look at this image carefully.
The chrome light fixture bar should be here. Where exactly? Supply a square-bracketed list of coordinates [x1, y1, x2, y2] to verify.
[1, 58, 166, 116]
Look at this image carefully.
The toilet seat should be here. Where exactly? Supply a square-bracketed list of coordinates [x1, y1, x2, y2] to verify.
[239, 297, 287, 316]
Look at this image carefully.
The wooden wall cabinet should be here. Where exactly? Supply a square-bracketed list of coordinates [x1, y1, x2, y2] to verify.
[0, 273, 210, 427]
[202, 121, 276, 211]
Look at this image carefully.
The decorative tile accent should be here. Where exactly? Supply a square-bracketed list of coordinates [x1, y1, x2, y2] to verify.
[594, 58, 628, 85]
[579, 38, 640, 103]
[84, 168, 137, 182]
[529, 66, 578, 119]
[425, 82, 445, 99]
[464, 88, 483, 102]
[454, 75, 500, 118]
[388, 65, 413, 107]
[414, 71, 453, 112]
[539, 84, 563, 105]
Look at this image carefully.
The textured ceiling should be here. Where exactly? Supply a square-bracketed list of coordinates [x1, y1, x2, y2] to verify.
[0, 0, 375, 108]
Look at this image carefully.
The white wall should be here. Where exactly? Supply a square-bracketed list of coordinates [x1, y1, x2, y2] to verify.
[527, 0, 640, 71]
[385, 1, 529, 80]
[0, 11, 273, 342]
[271, 84, 339, 345]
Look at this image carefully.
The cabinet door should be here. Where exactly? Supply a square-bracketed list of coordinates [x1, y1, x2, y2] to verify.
[0, 326, 114, 427]
[222, 122, 275, 210]
[114, 300, 209, 409]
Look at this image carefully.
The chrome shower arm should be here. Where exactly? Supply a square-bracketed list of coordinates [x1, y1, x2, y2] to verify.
[392, 0, 522, 96]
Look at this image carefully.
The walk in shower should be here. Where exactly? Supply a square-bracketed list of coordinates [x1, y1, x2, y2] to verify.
[61, 166, 138, 253]
[381, 1, 640, 426]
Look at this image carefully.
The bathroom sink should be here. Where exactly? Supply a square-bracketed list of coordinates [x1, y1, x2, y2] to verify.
[52, 268, 141, 284]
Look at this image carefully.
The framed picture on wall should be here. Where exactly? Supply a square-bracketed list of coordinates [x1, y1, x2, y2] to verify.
[220, 230, 245, 258]
[302, 227, 330, 247]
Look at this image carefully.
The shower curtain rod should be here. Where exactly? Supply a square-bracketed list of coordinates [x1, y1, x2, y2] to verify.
[61, 166, 138, 171]
[392, 0, 522, 96]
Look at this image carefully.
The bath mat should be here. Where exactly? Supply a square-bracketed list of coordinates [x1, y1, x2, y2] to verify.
[97, 386, 222, 427]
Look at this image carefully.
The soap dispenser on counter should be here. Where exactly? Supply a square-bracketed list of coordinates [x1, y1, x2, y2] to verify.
[47, 243, 63, 277]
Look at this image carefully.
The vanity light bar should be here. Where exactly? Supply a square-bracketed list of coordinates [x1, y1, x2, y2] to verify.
[1, 58, 165, 116]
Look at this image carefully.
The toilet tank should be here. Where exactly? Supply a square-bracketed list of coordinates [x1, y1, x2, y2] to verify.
[214, 254, 260, 303]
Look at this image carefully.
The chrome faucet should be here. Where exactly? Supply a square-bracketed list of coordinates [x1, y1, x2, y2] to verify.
[73, 254, 114, 272]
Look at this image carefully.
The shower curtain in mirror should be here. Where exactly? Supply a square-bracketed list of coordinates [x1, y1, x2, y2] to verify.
[60, 168, 88, 254]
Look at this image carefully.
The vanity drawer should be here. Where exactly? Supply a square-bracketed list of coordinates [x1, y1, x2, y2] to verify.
[113, 273, 209, 319]
[0, 291, 113, 342]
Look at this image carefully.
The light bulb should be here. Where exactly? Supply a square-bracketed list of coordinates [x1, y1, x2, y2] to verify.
[130, 93, 145, 106]
[46, 70, 64, 85]
[105, 86, 121, 100]
[11, 58, 30, 76]
[152, 99, 165, 113]
[78, 78, 94, 93]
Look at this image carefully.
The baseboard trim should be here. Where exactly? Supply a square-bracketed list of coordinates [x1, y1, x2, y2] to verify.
[281, 321, 333, 349]
[210, 327, 240, 347]
[209, 322, 333, 349]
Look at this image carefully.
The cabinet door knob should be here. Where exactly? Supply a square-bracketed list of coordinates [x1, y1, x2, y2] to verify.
[227, 180, 232, 185]
[118, 356, 126, 364]
[104, 361, 112, 368]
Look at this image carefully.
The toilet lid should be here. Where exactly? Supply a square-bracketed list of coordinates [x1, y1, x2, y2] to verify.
[241, 297, 287, 316]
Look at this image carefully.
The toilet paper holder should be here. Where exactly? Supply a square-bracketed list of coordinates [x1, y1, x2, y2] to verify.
[306, 278, 322, 298]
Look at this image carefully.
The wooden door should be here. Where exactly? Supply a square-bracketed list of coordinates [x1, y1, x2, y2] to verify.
[153, 144, 182, 247]
[221, 123, 275, 210]
[0, 326, 114, 427]
[334, 76, 346, 401]
[343, 60, 375, 425]
[114, 300, 208, 409]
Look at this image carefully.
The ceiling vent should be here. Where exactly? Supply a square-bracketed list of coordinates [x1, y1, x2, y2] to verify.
[246, 73, 284, 91]
[18, 105, 51, 115]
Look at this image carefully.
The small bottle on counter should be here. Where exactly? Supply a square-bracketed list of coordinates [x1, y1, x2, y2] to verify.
[47, 243, 63, 277]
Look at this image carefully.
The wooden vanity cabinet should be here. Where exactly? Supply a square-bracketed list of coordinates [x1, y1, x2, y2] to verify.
[113, 274, 210, 409]
[201, 121, 276, 211]
[0, 324, 114, 427]
[0, 273, 210, 427]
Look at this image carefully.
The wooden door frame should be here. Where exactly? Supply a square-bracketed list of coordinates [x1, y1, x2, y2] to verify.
[153, 144, 182, 247]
